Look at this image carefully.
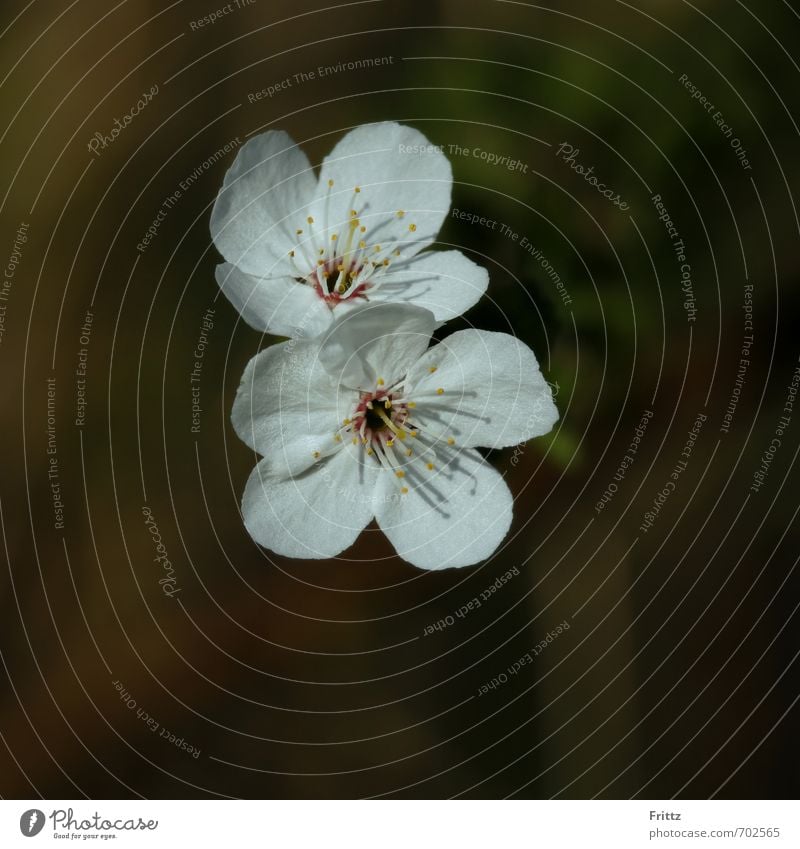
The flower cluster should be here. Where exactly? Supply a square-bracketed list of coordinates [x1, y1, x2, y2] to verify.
[212, 122, 558, 569]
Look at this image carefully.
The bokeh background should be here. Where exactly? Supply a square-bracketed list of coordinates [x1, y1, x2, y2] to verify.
[1, 0, 799, 798]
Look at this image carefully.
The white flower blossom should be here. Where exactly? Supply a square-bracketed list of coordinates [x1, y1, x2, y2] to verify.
[232, 302, 558, 570]
[211, 122, 488, 337]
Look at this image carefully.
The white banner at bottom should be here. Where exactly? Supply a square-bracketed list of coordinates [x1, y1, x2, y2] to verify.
[2, 800, 796, 848]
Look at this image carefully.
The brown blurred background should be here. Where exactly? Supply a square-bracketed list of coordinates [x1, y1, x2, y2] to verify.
[0, 0, 798, 798]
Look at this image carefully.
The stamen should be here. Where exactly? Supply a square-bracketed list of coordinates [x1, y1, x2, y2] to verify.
[375, 406, 406, 440]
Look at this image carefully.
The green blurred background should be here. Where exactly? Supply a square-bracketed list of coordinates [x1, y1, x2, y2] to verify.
[0, 0, 798, 798]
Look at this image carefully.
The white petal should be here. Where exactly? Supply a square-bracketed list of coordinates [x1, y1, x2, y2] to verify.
[232, 339, 354, 477]
[210, 131, 317, 277]
[215, 263, 332, 338]
[318, 301, 436, 391]
[406, 330, 559, 449]
[373, 250, 489, 321]
[374, 448, 513, 570]
[311, 122, 451, 257]
[242, 448, 380, 559]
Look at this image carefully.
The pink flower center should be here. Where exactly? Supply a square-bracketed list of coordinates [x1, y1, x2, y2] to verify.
[309, 257, 370, 305]
[313, 374, 456, 496]
[286, 181, 421, 309]
[351, 389, 414, 443]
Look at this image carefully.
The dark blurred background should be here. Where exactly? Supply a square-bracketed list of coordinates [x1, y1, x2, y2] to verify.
[1, 0, 798, 798]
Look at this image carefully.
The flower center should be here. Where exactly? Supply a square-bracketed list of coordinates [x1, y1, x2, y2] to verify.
[307, 256, 369, 305]
[285, 180, 421, 310]
[311, 372, 456, 497]
[353, 389, 412, 442]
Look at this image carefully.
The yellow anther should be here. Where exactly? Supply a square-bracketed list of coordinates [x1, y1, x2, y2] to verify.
[426, 462, 435, 471]
[396, 210, 405, 218]
[337, 264, 344, 272]
[296, 229, 303, 235]
[408, 401, 416, 408]
[289, 250, 295, 257]
[337, 284, 346, 293]
[313, 451, 320, 459]
[374, 245, 381, 253]
[367, 448, 374, 455]
[400, 486, 409, 494]
[319, 248, 325, 255]
[410, 431, 418, 438]
[436, 388, 444, 395]
[405, 448, 413, 457]
[307, 216, 314, 224]
[386, 439, 394, 447]
[360, 225, 366, 233]
[377, 378, 384, 386]
[409, 223, 417, 232]
[447, 437, 455, 445]
[343, 418, 351, 425]
[352, 437, 358, 444]
[354, 186, 361, 193]
[328, 179, 334, 187]
[350, 209, 358, 217]
[331, 233, 338, 241]
[383, 258, 390, 266]
[395, 470, 405, 478]
[317, 259, 324, 266]
[429, 366, 437, 373]
[359, 240, 366, 249]
[393, 249, 401, 256]
[397, 430, 406, 440]
[334, 434, 342, 443]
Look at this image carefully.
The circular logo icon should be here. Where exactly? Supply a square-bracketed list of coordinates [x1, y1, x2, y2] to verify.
[19, 810, 45, 837]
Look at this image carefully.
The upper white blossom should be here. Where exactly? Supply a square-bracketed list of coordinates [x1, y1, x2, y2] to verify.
[211, 122, 488, 338]
[232, 302, 558, 570]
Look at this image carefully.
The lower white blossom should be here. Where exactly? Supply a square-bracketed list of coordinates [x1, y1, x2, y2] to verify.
[232, 302, 558, 569]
